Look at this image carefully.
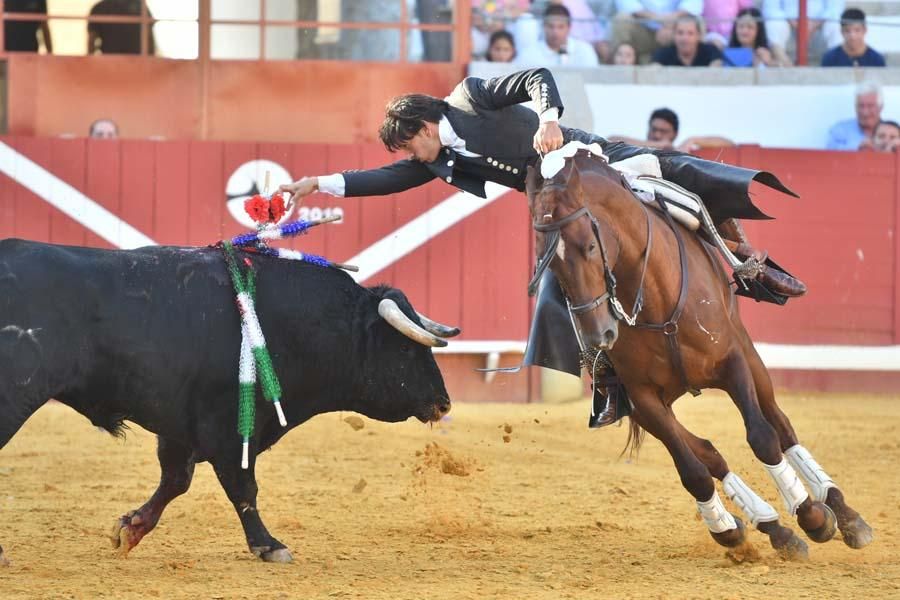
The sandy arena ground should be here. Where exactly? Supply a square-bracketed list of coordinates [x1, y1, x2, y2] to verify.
[1, 390, 898, 599]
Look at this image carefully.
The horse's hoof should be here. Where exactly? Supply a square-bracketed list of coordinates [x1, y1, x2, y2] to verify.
[710, 515, 746, 548]
[260, 548, 293, 563]
[805, 503, 838, 544]
[774, 532, 809, 562]
[840, 515, 874, 549]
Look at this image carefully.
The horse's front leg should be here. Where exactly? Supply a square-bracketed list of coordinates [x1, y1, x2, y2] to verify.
[722, 351, 839, 550]
[628, 387, 747, 549]
[744, 344, 873, 549]
[673, 420, 808, 560]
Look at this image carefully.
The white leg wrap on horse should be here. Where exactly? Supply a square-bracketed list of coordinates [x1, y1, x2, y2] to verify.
[764, 457, 809, 516]
[697, 491, 738, 534]
[722, 472, 779, 527]
[784, 444, 837, 503]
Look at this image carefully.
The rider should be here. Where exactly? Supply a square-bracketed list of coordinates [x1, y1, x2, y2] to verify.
[280, 68, 805, 424]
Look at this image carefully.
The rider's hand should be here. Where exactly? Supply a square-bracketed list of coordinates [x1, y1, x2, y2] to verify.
[279, 177, 318, 209]
[533, 121, 564, 155]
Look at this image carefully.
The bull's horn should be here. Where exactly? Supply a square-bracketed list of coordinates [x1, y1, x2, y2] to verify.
[415, 312, 461, 338]
[378, 299, 448, 348]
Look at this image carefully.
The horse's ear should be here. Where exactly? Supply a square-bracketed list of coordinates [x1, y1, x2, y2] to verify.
[566, 160, 584, 197]
[525, 164, 543, 201]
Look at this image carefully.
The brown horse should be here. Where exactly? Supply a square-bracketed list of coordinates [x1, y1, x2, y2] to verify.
[526, 150, 873, 560]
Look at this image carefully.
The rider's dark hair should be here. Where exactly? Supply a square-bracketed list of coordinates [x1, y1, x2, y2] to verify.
[650, 108, 679, 136]
[379, 94, 450, 152]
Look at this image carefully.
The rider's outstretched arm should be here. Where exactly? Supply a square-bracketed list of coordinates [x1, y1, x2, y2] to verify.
[280, 159, 435, 205]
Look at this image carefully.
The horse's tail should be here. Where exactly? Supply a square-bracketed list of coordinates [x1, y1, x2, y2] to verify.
[621, 416, 645, 459]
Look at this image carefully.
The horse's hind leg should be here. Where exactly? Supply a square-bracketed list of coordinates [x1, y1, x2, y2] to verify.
[629, 388, 746, 549]
[746, 346, 873, 549]
[674, 421, 808, 560]
[723, 350, 838, 547]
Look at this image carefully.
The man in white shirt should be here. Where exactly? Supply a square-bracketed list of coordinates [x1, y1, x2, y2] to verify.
[516, 4, 600, 67]
[763, 0, 844, 59]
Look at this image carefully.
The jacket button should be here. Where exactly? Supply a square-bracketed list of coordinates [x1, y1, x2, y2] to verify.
[513, 168, 519, 174]
[447, 160, 454, 166]
[498, 163, 505, 169]
[505, 165, 512, 171]
[486, 157, 493, 162]
[445, 176, 452, 183]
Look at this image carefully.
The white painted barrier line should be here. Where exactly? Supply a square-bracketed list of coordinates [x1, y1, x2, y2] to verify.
[435, 341, 900, 372]
[0, 141, 157, 249]
[346, 182, 511, 283]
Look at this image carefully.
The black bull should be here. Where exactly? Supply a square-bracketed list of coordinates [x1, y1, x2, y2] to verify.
[0, 239, 454, 563]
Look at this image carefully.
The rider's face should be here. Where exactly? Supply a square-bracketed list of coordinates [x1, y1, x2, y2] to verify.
[401, 126, 442, 163]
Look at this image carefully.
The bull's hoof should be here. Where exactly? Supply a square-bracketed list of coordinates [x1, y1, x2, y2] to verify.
[773, 532, 809, 562]
[109, 511, 143, 557]
[804, 503, 838, 544]
[710, 516, 746, 548]
[840, 515, 874, 549]
[261, 548, 294, 563]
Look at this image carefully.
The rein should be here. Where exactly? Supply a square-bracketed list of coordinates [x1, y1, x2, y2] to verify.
[530, 172, 700, 396]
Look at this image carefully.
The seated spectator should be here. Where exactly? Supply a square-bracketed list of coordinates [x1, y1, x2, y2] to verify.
[4, 0, 52, 53]
[872, 120, 900, 152]
[609, 107, 735, 151]
[703, 0, 753, 47]
[725, 8, 792, 66]
[471, 0, 530, 58]
[516, 4, 600, 67]
[826, 80, 883, 150]
[89, 118, 119, 139]
[821, 8, 885, 67]
[611, 0, 702, 64]
[762, 0, 842, 62]
[554, 0, 610, 62]
[612, 42, 638, 64]
[651, 15, 724, 66]
[88, 0, 155, 55]
[487, 30, 517, 62]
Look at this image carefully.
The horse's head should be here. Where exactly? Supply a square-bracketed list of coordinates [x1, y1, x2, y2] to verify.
[527, 153, 623, 353]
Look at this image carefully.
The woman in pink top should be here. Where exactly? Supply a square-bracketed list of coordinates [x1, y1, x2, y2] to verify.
[703, 0, 753, 41]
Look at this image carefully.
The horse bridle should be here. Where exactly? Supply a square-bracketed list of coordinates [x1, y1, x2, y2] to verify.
[529, 192, 652, 328]
[528, 179, 699, 396]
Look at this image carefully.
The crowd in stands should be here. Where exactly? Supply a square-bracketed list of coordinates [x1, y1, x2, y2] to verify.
[472, 0, 890, 68]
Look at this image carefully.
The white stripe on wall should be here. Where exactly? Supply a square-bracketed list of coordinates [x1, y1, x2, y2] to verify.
[346, 182, 512, 283]
[0, 141, 156, 249]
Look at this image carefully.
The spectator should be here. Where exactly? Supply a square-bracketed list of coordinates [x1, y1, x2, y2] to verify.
[88, 0, 154, 55]
[821, 8, 886, 67]
[516, 4, 600, 67]
[487, 30, 517, 62]
[472, 0, 530, 58]
[89, 119, 119, 139]
[553, 0, 610, 62]
[651, 14, 724, 66]
[725, 8, 792, 66]
[762, 0, 842, 61]
[703, 0, 753, 45]
[609, 107, 735, 151]
[612, 42, 638, 64]
[826, 80, 883, 150]
[611, 0, 702, 64]
[4, 0, 52, 53]
[872, 120, 900, 152]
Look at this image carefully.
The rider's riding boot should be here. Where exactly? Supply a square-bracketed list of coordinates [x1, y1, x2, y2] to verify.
[716, 218, 807, 297]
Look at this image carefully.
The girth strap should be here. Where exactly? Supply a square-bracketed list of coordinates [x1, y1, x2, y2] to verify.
[633, 195, 700, 396]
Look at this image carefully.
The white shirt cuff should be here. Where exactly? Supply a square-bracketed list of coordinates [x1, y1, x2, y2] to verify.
[317, 174, 345, 197]
[539, 107, 559, 123]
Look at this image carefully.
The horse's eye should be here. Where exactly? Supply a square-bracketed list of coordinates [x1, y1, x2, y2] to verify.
[588, 242, 597, 253]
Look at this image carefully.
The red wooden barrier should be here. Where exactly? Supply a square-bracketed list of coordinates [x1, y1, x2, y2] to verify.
[1, 136, 898, 396]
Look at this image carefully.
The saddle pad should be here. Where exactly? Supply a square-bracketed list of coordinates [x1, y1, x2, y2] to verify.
[607, 155, 702, 231]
